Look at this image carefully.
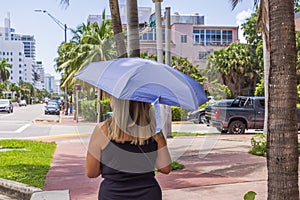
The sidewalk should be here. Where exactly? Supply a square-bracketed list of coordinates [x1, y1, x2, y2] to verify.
[37, 114, 268, 200]
[0, 114, 268, 200]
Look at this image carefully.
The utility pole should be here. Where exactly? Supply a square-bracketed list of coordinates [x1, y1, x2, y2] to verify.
[165, 7, 172, 138]
[153, 0, 163, 62]
[152, 0, 172, 138]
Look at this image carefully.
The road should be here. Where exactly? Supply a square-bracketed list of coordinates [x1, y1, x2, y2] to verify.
[0, 104, 262, 140]
[0, 103, 94, 139]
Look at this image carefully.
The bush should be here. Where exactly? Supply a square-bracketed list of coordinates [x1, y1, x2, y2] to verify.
[171, 106, 189, 121]
[80, 100, 97, 122]
[249, 134, 267, 157]
[79, 98, 112, 122]
[171, 160, 185, 170]
[100, 98, 112, 121]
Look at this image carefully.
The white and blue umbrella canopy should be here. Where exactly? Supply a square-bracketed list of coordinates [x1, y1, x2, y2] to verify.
[75, 57, 208, 110]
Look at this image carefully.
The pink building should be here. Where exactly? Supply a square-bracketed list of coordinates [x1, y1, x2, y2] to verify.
[140, 14, 239, 68]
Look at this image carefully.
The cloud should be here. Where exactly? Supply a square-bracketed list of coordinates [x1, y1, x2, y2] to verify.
[236, 9, 252, 43]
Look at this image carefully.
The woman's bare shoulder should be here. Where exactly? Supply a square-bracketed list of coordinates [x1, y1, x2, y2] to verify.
[90, 122, 110, 148]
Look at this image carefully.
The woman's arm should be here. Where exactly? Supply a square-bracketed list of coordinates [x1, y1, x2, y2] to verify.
[85, 123, 109, 178]
[154, 133, 172, 174]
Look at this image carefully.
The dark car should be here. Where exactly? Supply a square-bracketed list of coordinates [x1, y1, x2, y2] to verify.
[187, 108, 206, 124]
[45, 104, 60, 115]
[187, 96, 216, 124]
[205, 99, 234, 125]
[0, 99, 13, 113]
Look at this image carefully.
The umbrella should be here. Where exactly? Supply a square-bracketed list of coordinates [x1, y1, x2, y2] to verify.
[75, 57, 207, 110]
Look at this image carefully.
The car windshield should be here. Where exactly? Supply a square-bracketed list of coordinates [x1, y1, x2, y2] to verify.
[47, 104, 58, 108]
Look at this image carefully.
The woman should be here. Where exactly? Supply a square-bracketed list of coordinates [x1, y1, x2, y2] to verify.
[86, 96, 172, 200]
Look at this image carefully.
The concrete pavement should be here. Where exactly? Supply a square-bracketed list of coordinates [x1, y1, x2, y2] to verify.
[0, 113, 270, 200]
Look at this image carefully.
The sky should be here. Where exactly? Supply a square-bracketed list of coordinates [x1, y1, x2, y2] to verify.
[0, 0, 255, 79]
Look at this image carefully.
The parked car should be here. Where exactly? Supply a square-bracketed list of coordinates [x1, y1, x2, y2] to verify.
[206, 96, 300, 134]
[187, 108, 206, 124]
[186, 96, 217, 124]
[0, 99, 13, 113]
[204, 99, 234, 125]
[45, 104, 60, 115]
[19, 100, 27, 107]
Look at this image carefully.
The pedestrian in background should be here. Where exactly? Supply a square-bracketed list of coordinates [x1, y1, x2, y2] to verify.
[86, 96, 172, 200]
[69, 101, 73, 115]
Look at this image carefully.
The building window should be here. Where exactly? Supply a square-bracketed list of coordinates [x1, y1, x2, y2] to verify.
[181, 35, 187, 43]
[19, 64, 22, 68]
[193, 29, 233, 46]
[10, 52, 13, 56]
[19, 58, 22, 62]
[19, 52, 22, 56]
[10, 58, 13, 62]
[19, 70, 22, 74]
[140, 28, 165, 42]
[199, 51, 210, 60]
[222, 30, 233, 45]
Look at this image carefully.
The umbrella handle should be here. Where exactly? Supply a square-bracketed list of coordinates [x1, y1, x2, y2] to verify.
[154, 101, 162, 133]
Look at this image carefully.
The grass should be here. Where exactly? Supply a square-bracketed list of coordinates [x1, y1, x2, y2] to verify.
[0, 139, 57, 188]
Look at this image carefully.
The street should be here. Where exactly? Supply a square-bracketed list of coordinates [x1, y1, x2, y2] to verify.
[0, 103, 263, 140]
[0, 103, 94, 139]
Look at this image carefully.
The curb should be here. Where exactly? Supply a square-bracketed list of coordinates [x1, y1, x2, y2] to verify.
[0, 178, 42, 200]
[32, 119, 59, 124]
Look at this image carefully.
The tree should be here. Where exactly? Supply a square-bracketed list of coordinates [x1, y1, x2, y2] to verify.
[109, 0, 127, 58]
[60, 0, 127, 59]
[55, 14, 116, 92]
[267, 1, 299, 199]
[232, 0, 299, 199]
[0, 59, 12, 82]
[126, 0, 140, 57]
[206, 42, 260, 96]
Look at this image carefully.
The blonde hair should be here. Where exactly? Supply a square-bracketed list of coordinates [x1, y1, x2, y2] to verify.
[106, 97, 157, 145]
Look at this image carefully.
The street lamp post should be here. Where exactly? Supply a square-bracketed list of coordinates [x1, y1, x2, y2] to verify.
[35, 10, 68, 107]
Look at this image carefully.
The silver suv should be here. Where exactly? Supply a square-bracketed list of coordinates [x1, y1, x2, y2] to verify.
[0, 99, 13, 113]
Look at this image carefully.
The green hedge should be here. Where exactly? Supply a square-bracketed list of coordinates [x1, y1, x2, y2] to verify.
[171, 106, 189, 121]
[80, 98, 111, 122]
[80, 99, 191, 122]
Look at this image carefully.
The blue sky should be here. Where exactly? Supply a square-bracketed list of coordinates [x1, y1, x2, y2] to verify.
[0, 0, 254, 78]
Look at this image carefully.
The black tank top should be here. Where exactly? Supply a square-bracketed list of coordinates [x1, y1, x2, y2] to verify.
[100, 137, 158, 182]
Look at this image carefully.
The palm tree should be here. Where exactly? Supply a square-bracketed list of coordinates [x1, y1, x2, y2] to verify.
[206, 42, 259, 96]
[60, 0, 127, 58]
[56, 14, 116, 91]
[0, 59, 12, 82]
[232, 0, 299, 199]
[109, 0, 127, 58]
[267, 1, 298, 199]
[126, 0, 140, 57]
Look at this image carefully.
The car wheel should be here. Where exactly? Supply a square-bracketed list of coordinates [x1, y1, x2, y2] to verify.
[228, 120, 246, 134]
[199, 114, 206, 124]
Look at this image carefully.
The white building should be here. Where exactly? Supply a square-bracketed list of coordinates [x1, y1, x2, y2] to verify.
[0, 14, 38, 86]
[34, 61, 45, 90]
[44, 73, 55, 93]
